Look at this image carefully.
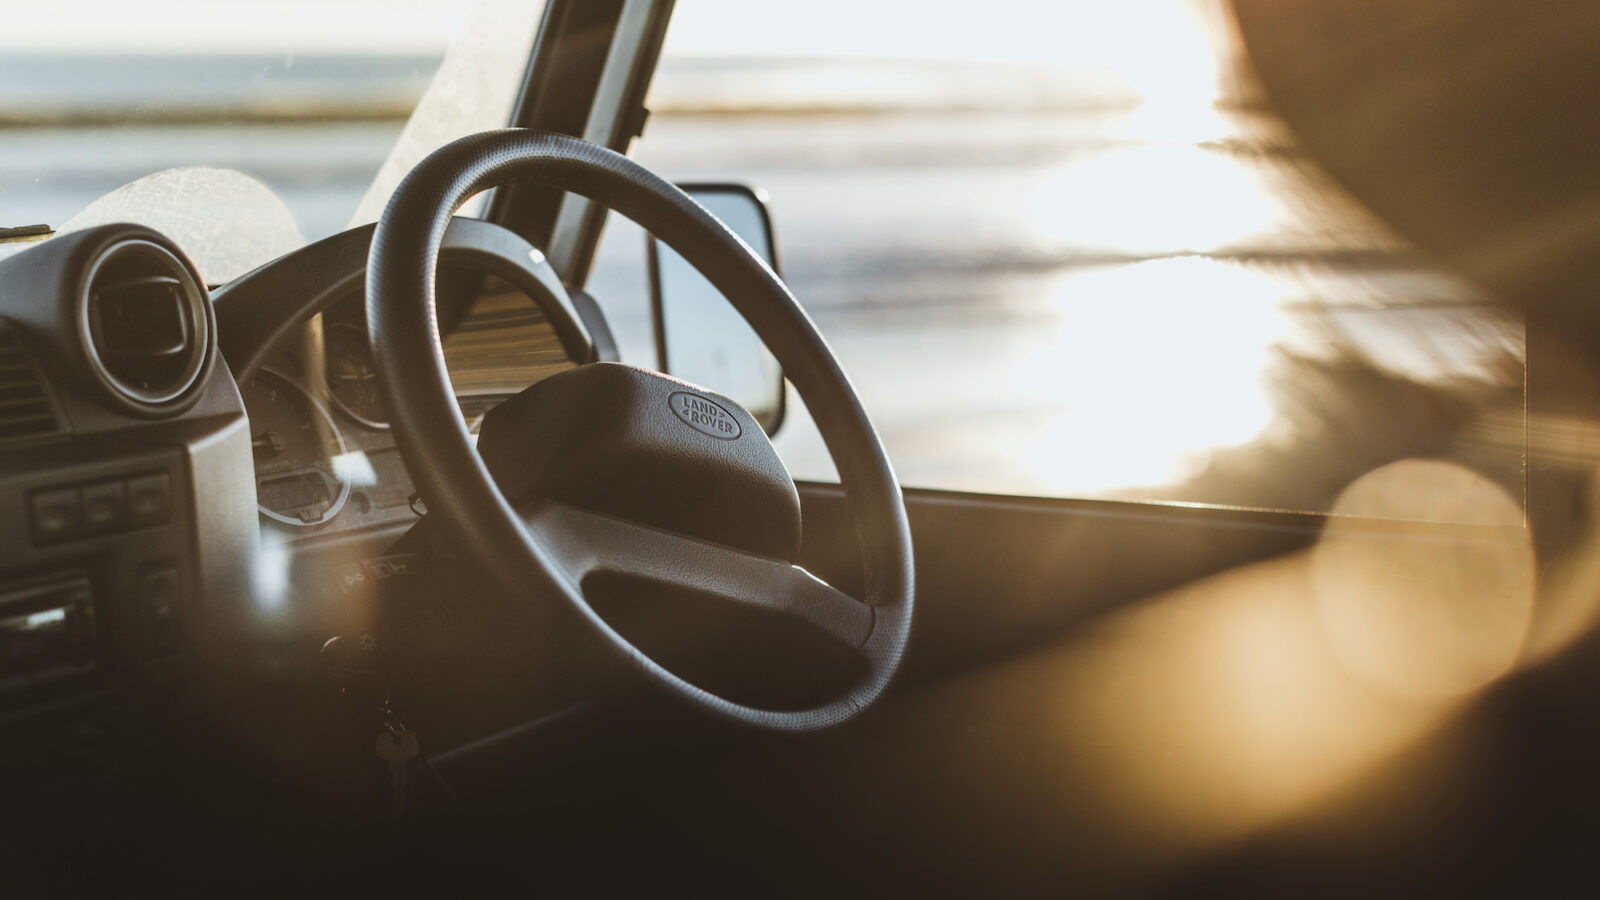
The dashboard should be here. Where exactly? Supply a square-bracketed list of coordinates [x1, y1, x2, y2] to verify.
[0, 216, 601, 728]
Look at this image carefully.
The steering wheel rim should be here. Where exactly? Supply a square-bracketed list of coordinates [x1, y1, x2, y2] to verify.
[366, 129, 912, 732]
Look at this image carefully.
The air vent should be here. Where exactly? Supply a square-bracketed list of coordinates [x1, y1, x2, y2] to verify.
[79, 239, 213, 416]
[0, 322, 59, 441]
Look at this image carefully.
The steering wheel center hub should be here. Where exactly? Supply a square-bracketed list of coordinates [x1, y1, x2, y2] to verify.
[669, 391, 742, 440]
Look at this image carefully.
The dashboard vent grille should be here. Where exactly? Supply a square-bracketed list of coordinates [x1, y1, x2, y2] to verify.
[0, 322, 59, 441]
[80, 239, 213, 416]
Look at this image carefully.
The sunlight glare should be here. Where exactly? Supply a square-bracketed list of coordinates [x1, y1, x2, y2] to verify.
[1057, 553, 1461, 852]
[1029, 145, 1280, 256]
[1114, 0, 1222, 110]
[1009, 257, 1283, 494]
[1020, 460, 1531, 851]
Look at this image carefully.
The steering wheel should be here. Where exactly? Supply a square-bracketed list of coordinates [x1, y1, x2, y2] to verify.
[365, 130, 912, 732]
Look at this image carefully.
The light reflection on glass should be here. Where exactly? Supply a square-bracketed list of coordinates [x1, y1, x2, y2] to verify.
[253, 525, 290, 616]
[24, 608, 67, 629]
[331, 450, 380, 487]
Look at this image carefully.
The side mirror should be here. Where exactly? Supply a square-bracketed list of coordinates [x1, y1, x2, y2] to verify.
[649, 184, 786, 435]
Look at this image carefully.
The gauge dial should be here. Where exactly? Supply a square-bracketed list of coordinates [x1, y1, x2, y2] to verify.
[324, 321, 387, 428]
[240, 368, 351, 527]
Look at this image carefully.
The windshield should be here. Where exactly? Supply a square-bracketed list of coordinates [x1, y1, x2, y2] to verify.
[584, 0, 1523, 522]
[4, 0, 1527, 525]
[1, 0, 544, 281]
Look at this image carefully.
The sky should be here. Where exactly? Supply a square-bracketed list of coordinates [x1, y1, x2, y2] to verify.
[2, 0, 1227, 113]
[1, 0, 1222, 89]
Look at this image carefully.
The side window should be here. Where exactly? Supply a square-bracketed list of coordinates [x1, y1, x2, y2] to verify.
[590, 0, 1523, 525]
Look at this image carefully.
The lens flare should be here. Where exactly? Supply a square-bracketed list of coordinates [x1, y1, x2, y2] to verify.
[973, 461, 1534, 860]
[1057, 555, 1456, 848]
[1312, 460, 1533, 701]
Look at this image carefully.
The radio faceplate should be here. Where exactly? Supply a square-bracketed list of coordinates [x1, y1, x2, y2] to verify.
[0, 573, 96, 691]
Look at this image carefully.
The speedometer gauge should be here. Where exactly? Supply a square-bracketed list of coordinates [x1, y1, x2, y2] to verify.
[324, 321, 387, 428]
[240, 368, 351, 527]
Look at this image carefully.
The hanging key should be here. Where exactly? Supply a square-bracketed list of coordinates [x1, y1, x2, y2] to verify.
[375, 728, 419, 818]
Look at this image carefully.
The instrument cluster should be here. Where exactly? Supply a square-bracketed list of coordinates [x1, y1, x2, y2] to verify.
[240, 280, 575, 534]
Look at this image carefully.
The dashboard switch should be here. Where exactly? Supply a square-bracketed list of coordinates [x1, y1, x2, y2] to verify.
[81, 480, 128, 535]
[0, 575, 96, 688]
[139, 567, 181, 658]
[31, 487, 82, 545]
[127, 473, 172, 527]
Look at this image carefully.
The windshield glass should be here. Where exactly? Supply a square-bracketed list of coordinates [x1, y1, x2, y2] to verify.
[586, 0, 1523, 523]
[1, 0, 544, 281]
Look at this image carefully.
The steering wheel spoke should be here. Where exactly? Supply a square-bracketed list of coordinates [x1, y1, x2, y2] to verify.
[521, 502, 874, 652]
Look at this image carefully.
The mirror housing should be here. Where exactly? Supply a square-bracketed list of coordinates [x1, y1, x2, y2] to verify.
[648, 183, 786, 435]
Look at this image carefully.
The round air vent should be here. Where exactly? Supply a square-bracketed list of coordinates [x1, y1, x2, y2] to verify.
[78, 238, 214, 416]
